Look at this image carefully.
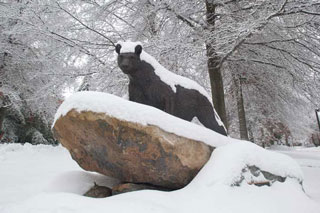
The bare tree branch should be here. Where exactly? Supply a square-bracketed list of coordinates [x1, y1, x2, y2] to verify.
[55, 1, 116, 47]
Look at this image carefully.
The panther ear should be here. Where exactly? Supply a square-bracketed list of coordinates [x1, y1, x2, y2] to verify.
[135, 45, 142, 55]
[115, 44, 121, 54]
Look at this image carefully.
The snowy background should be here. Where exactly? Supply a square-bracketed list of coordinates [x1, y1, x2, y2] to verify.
[1, 0, 320, 147]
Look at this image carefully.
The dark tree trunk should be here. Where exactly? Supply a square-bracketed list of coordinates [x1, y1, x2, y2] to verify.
[205, 1, 228, 129]
[237, 78, 249, 140]
[231, 71, 249, 140]
[77, 76, 90, 91]
[146, 1, 157, 36]
[0, 107, 6, 140]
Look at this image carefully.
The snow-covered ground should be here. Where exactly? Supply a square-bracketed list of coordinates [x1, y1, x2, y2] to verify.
[0, 143, 319, 213]
[270, 145, 320, 203]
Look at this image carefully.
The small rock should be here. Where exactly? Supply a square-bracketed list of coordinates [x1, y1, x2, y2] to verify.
[83, 182, 112, 198]
[234, 165, 287, 187]
[112, 183, 172, 195]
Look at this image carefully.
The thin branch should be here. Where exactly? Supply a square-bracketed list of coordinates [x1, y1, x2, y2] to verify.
[274, 10, 320, 17]
[56, 1, 116, 47]
[220, 36, 248, 67]
[45, 71, 98, 77]
[148, 0, 205, 29]
[294, 40, 320, 58]
[48, 31, 107, 66]
[228, 58, 286, 69]
[299, 10, 320, 16]
[264, 44, 320, 73]
[219, 0, 289, 65]
[244, 38, 296, 45]
[267, 0, 288, 20]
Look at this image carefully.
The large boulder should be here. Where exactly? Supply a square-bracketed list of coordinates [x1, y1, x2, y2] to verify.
[53, 109, 213, 189]
[53, 92, 301, 193]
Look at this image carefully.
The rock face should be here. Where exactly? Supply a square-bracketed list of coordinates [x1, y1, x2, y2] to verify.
[53, 109, 213, 189]
[233, 165, 287, 187]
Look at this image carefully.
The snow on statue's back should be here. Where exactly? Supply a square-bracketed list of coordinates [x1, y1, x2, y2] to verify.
[115, 41, 227, 136]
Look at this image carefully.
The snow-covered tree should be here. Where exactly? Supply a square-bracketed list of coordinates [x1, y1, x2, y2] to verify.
[1, 0, 319, 145]
[128, 0, 320, 145]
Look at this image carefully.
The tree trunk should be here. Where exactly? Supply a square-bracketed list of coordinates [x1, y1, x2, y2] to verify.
[231, 70, 249, 140]
[78, 76, 90, 91]
[205, 1, 228, 129]
[146, 1, 157, 36]
[237, 78, 249, 140]
[0, 107, 6, 140]
[316, 109, 320, 132]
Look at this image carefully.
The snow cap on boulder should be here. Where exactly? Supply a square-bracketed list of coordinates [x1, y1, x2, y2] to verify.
[53, 91, 229, 148]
